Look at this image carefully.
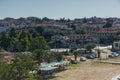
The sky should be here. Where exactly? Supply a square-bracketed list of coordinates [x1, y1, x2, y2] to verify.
[0, 0, 120, 19]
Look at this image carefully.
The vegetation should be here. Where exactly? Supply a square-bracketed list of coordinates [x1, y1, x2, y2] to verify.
[0, 53, 38, 80]
[103, 19, 113, 28]
[0, 27, 48, 52]
[73, 50, 79, 61]
[75, 27, 86, 34]
[85, 43, 96, 53]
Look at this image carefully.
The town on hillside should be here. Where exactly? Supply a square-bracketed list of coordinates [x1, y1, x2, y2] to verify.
[1, 17, 120, 80]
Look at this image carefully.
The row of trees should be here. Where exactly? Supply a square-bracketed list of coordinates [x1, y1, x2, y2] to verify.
[0, 27, 48, 52]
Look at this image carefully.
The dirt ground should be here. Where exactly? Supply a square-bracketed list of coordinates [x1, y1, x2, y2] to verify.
[49, 46, 120, 80]
[51, 60, 120, 80]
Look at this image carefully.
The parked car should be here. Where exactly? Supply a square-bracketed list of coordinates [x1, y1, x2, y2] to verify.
[80, 57, 86, 61]
[86, 54, 95, 59]
[108, 54, 115, 58]
[71, 60, 77, 64]
[108, 52, 119, 58]
[111, 52, 119, 57]
[91, 54, 97, 58]
[111, 48, 118, 52]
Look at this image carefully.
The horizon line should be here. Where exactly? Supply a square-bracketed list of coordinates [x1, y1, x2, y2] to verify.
[1, 16, 120, 20]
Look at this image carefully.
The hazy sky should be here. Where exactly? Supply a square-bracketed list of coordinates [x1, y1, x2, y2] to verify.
[0, 0, 120, 19]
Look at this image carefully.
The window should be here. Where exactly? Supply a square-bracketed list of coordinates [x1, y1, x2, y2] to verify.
[115, 43, 118, 47]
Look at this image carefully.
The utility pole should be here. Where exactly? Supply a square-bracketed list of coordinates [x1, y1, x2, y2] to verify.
[97, 27, 101, 61]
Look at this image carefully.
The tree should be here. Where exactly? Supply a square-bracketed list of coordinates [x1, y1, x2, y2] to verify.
[0, 63, 13, 80]
[73, 50, 79, 61]
[19, 30, 30, 51]
[70, 24, 76, 30]
[33, 49, 46, 65]
[20, 37, 30, 51]
[8, 37, 19, 52]
[35, 26, 44, 34]
[9, 28, 17, 38]
[54, 52, 63, 62]
[99, 36, 107, 44]
[0, 54, 3, 59]
[32, 31, 39, 38]
[43, 30, 57, 41]
[42, 17, 49, 22]
[30, 36, 47, 51]
[19, 30, 29, 40]
[75, 27, 86, 34]
[35, 18, 41, 24]
[11, 53, 36, 80]
[85, 43, 96, 53]
[83, 17, 87, 23]
[0, 32, 10, 50]
[116, 31, 120, 35]
[103, 19, 113, 28]
[0, 53, 36, 80]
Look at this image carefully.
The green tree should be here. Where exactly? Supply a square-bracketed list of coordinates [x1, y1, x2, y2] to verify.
[54, 52, 63, 62]
[73, 50, 79, 61]
[83, 17, 87, 23]
[99, 36, 107, 44]
[43, 30, 57, 41]
[11, 53, 35, 80]
[0, 63, 13, 80]
[85, 43, 96, 53]
[70, 24, 76, 30]
[103, 19, 113, 28]
[0, 53, 36, 80]
[75, 27, 86, 34]
[8, 37, 19, 52]
[19, 30, 29, 41]
[42, 17, 49, 22]
[19, 30, 30, 51]
[0, 32, 10, 50]
[30, 36, 47, 51]
[20, 37, 30, 51]
[43, 51, 56, 63]
[33, 49, 46, 65]
[35, 26, 44, 34]
[9, 28, 17, 38]
[31, 30, 39, 38]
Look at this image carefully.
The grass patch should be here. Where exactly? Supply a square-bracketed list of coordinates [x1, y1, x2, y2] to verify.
[105, 57, 120, 62]
[68, 62, 81, 69]
[48, 78, 57, 80]
[91, 61, 117, 67]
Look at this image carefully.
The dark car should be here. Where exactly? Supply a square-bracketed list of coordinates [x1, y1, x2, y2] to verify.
[86, 55, 95, 59]
[108, 54, 115, 58]
[111, 48, 118, 52]
[71, 60, 77, 64]
[91, 54, 97, 58]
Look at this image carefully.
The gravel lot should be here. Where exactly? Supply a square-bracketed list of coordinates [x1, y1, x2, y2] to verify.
[49, 46, 120, 80]
[51, 60, 120, 80]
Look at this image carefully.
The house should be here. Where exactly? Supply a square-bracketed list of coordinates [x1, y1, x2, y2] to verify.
[112, 19, 120, 27]
[68, 34, 93, 48]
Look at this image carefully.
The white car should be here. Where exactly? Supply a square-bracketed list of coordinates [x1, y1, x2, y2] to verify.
[80, 57, 86, 61]
[111, 52, 119, 57]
